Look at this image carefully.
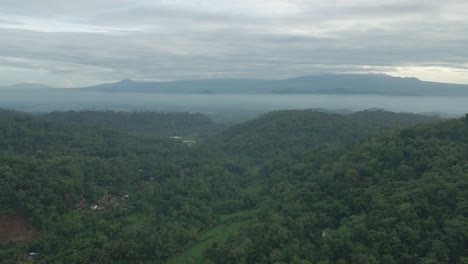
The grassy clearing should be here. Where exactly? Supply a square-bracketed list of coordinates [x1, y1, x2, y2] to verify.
[168, 220, 246, 264]
[168, 207, 261, 264]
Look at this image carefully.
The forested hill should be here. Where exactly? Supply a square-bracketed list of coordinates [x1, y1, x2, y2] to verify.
[218, 110, 444, 161]
[0, 111, 136, 157]
[41, 110, 219, 138]
[206, 115, 468, 263]
[0, 110, 249, 263]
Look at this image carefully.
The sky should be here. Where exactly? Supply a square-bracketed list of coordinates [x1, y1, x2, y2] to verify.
[0, 0, 467, 87]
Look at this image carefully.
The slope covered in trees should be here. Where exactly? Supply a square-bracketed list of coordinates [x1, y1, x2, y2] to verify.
[0, 110, 249, 263]
[218, 110, 443, 161]
[206, 115, 468, 263]
[41, 110, 219, 138]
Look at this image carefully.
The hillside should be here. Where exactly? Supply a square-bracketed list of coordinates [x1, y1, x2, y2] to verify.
[0, 110, 249, 263]
[206, 115, 468, 263]
[218, 109, 444, 161]
[40, 110, 220, 138]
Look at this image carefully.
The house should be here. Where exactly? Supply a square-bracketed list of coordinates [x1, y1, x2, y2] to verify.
[90, 192, 129, 211]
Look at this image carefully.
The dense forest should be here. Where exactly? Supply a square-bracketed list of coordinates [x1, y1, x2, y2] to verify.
[0, 109, 466, 263]
[40, 110, 220, 138]
[0, 109, 248, 263]
[207, 115, 468, 264]
[218, 110, 442, 162]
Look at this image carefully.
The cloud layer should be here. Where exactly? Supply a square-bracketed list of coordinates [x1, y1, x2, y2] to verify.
[1, 0, 467, 87]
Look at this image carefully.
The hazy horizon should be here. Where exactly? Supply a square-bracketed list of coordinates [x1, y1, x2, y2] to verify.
[2, 73, 468, 89]
[1, 91, 466, 120]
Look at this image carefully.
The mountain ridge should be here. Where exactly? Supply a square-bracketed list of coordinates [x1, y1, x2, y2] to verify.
[76, 74, 468, 96]
[3, 74, 468, 96]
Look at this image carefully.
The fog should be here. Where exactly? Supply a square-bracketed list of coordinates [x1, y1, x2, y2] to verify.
[1, 90, 467, 122]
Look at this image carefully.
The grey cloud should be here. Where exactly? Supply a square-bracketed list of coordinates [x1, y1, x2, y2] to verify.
[0, 0, 467, 86]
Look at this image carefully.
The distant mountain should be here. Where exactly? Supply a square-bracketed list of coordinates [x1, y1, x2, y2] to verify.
[271, 74, 468, 95]
[80, 78, 271, 94]
[3, 74, 468, 96]
[0, 83, 53, 90]
[77, 74, 468, 96]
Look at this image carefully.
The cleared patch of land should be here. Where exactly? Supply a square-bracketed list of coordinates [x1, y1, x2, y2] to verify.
[0, 212, 37, 248]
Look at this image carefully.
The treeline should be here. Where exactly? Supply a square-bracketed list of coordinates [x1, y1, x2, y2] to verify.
[41, 110, 220, 138]
[218, 109, 443, 162]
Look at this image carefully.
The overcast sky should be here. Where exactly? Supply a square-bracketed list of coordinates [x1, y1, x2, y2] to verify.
[0, 0, 467, 87]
